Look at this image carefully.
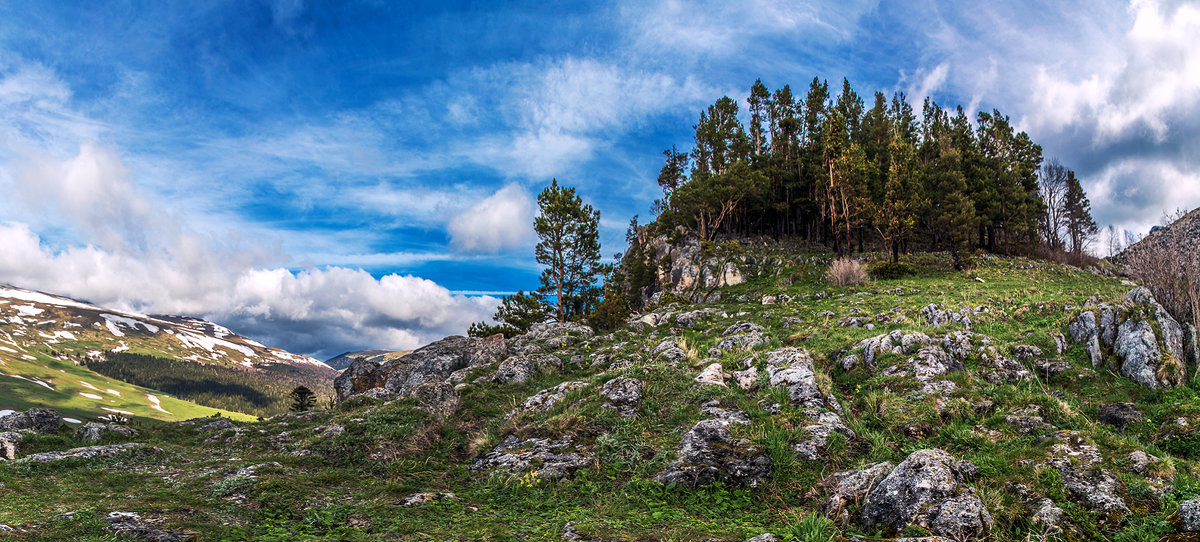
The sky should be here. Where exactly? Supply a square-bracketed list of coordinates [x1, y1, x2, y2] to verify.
[0, 0, 1198, 360]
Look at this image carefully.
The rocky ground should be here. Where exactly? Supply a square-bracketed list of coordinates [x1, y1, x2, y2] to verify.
[4, 248, 1200, 541]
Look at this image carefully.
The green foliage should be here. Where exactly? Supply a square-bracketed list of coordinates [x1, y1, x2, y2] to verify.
[288, 386, 316, 412]
[868, 261, 915, 280]
[778, 512, 836, 542]
[535, 179, 603, 323]
[469, 290, 550, 338]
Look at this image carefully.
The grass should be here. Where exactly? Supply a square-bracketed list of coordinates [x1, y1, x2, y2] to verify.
[2, 249, 1197, 540]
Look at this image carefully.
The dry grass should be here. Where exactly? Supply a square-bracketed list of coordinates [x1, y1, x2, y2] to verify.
[824, 257, 868, 286]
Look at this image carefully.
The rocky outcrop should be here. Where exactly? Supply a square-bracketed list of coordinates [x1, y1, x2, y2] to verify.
[0, 432, 23, 460]
[77, 422, 138, 443]
[765, 348, 854, 460]
[1178, 499, 1200, 532]
[600, 377, 643, 417]
[0, 407, 61, 434]
[508, 322, 594, 354]
[492, 354, 562, 384]
[1098, 402, 1143, 429]
[1069, 287, 1186, 390]
[472, 434, 589, 480]
[841, 331, 1027, 395]
[506, 381, 587, 419]
[637, 228, 748, 304]
[656, 408, 770, 488]
[821, 462, 895, 522]
[104, 511, 194, 541]
[13, 443, 159, 464]
[408, 381, 460, 420]
[920, 304, 972, 330]
[859, 449, 993, 538]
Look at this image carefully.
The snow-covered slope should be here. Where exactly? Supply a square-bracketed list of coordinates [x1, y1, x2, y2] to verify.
[0, 284, 332, 371]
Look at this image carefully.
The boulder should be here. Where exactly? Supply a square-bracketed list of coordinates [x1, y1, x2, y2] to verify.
[397, 492, 458, 507]
[104, 511, 193, 541]
[1098, 402, 1143, 429]
[599, 377, 643, 418]
[0, 431, 23, 460]
[506, 381, 587, 419]
[77, 422, 138, 443]
[334, 336, 478, 402]
[0, 408, 61, 435]
[860, 449, 994, 538]
[1179, 499, 1200, 532]
[656, 411, 770, 488]
[1115, 318, 1183, 389]
[716, 332, 769, 353]
[1053, 461, 1128, 518]
[408, 381, 460, 420]
[14, 443, 159, 464]
[732, 367, 758, 390]
[469, 333, 509, 366]
[493, 354, 562, 385]
[821, 461, 895, 522]
[472, 434, 589, 480]
[694, 363, 727, 387]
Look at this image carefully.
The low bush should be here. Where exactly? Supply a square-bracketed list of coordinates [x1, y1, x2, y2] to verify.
[868, 261, 915, 280]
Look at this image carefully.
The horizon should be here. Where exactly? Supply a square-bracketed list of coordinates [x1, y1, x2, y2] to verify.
[1, 1, 1198, 359]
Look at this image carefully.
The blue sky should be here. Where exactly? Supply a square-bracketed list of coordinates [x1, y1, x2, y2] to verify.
[1, 0, 1198, 359]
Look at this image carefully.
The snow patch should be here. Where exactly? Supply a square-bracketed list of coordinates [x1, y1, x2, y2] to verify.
[173, 331, 255, 358]
[80, 392, 103, 400]
[31, 378, 52, 390]
[7, 316, 23, 325]
[0, 285, 103, 311]
[80, 381, 101, 391]
[102, 407, 134, 415]
[105, 388, 120, 396]
[21, 354, 36, 361]
[146, 394, 169, 414]
[15, 304, 43, 317]
[110, 342, 129, 353]
[62, 417, 81, 424]
[40, 330, 76, 342]
[101, 313, 160, 334]
[0, 409, 14, 417]
[0, 346, 16, 354]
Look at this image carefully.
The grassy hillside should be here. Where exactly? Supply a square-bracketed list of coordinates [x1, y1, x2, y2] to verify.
[3, 251, 1200, 541]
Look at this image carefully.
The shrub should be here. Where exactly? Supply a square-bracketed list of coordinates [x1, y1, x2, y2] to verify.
[868, 261, 915, 280]
[824, 257, 867, 286]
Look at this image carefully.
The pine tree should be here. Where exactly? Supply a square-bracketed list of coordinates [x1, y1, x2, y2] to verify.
[535, 180, 602, 323]
[1063, 171, 1097, 262]
[288, 386, 316, 412]
[468, 291, 550, 338]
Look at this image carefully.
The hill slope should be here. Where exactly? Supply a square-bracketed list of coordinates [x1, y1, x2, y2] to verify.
[0, 284, 336, 421]
[5, 250, 1200, 541]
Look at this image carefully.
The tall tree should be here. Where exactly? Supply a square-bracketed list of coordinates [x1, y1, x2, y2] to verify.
[874, 133, 921, 262]
[1063, 171, 1097, 262]
[288, 386, 316, 412]
[1039, 159, 1070, 251]
[748, 79, 771, 158]
[535, 180, 602, 323]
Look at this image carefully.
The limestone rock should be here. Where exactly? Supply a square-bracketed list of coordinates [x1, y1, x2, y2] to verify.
[716, 332, 769, 354]
[695, 363, 727, 387]
[398, 492, 458, 507]
[860, 449, 994, 538]
[77, 422, 138, 443]
[14, 443, 159, 464]
[1179, 499, 1200, 532]
[821, 461, 894, 522]
[472, 435, 589, 480]
[600, 377, 643, 418]
[506, 381, 587, 420]
[732, 367, 758, 390]
[656, 411, 770, 488]
[1098, 402, 1143, 429]
[104, 511, 193, 541]
[409, 381, 460, 420]
[0, 408, 60, 434]
[0, 431, 23, 460]
[493, 354, 561, 384]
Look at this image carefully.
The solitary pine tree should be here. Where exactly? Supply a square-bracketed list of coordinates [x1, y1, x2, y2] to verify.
[468, 290, 550, 337]
[288, 386, 317, 412]
[535, 180, 601, 323]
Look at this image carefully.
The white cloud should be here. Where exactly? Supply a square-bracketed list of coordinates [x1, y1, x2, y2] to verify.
[448, 183, 535, 254]
[0, 145, 497, 359]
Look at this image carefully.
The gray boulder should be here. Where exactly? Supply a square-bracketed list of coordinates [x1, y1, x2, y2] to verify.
[716, 332, 769, 353]
[860, 449, 994, 538]
[821, 461, 895, 521]
[77, 422, 138, 443]
[472, 434, 589, 480]
[1098, 402, 1143, 429]
[656, 412, 770, 488]
[493, 354, 561, 384]
[14, 443, 159, 464]
[1179, 499, 1200, 532]
[0, 408, 60, 434]
[600, 377, 643, 417]
[0, 431, 23, 460]
[1053, 460, 1128, 518]
[335, 335, 479, 401]
[506, 381, 587, 420]
[408, 381, 460, 420]
[1115, 319, 1182, 389]
[694, 363, 727, 386]
[104, 511, 193, 541]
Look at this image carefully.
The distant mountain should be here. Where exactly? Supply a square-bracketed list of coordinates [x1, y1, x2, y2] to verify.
[325, 349, 413, 371]
[0, 284, 337, 421]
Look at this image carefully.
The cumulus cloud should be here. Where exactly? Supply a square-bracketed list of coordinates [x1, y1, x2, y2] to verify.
[448, 183, 535, 254]
[0, 145, 496, 360]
